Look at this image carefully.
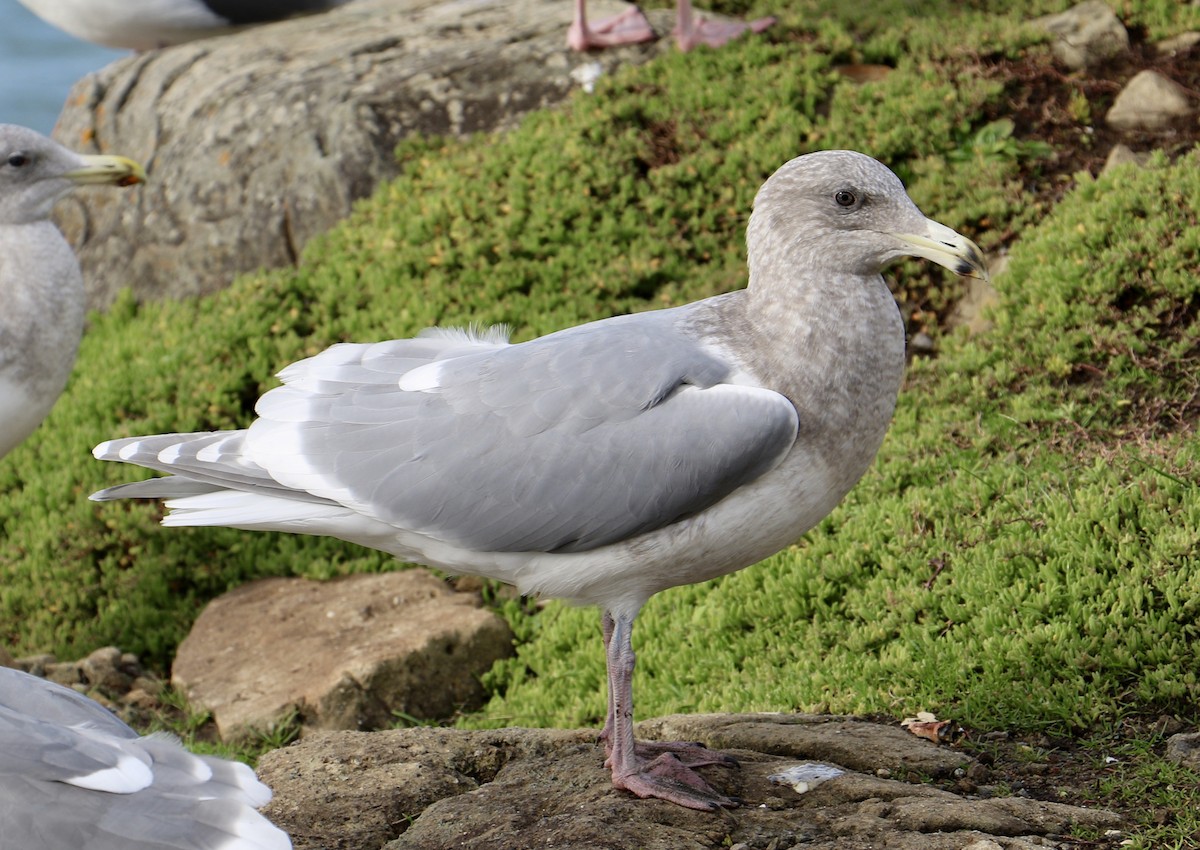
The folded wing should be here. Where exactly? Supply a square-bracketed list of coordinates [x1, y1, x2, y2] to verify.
[95, 311, 800, 555]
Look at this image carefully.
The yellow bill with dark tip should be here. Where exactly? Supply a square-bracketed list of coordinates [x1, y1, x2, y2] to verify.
[894, 218, 988, 281]
[65, 155, 146, 188]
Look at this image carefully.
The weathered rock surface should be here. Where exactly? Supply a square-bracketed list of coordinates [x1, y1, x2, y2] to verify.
[52, 0, 675, 311]
[1035, 1, 1129, 70]
[171, 570, 514, 740]
[255, 714, 1122, 850]
[1106, 69, 1194, 131]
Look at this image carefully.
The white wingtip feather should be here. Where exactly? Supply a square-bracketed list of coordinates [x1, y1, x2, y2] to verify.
[397, 362, 444, 392]
[67, 752, 153, 793]
[222, 807, 292, 850]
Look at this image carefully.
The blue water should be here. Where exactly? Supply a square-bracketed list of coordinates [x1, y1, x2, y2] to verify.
[0, 0, 125, 135]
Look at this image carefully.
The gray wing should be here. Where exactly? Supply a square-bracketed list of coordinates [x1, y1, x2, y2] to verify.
[0, 667, 143, 788]
[247, 308, 799, 553]
[0, 668, 290, 849]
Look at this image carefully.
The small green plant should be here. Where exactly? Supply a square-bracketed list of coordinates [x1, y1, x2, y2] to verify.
[253, 708, 302, 752]
[948, 118, 1054, 166]
[1067, 89, 1092, 124]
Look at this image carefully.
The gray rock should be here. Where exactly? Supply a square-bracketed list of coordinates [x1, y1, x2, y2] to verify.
[72, 646, 134, 697]
[254, 717, 1122, 850]
[1165, 730, 1200, 769]
[909, 331, 936, 356]
[1106, 70, 1194, 131]
[171, 570, 514, 740]
[10, 653, 56, 678]
[44, 660, 86, 689]
[9, 646, 164, 724]
[52, 0, 674, 311]
[634, 712, 971, 778]
[1035, 1, 1129, 70]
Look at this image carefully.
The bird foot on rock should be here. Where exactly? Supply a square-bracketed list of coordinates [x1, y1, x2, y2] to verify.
[568, 7, 656, 50]
[613, 752, 740, 811]
[676, 15, 775, 51]
[605, 738, 738, 770]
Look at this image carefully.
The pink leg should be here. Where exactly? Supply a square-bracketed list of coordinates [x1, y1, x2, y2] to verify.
[568, 0, 656, 50]
[602, 608, 739, 810]
[674, 0, 775, 52]
[599, 611, 736, 770]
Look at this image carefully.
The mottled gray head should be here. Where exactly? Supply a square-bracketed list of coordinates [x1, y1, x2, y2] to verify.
[748, 150, 986, 281]
[0, 124, 145, 225]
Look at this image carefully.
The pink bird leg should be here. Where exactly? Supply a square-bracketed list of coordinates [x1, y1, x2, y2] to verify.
[569, 0, 773, 52]
[568, 0, 656, 50]
[598, 609, 739, 810]
[674, 0, 774, 51]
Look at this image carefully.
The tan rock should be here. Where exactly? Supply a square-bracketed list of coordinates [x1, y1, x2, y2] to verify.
[950, 280, 1000, 337]
[1156, 31, 1200, 55]
[171, 570, 514, 740]
[1106, 70, 1194, 131]
[1101, 143, 1152, 174]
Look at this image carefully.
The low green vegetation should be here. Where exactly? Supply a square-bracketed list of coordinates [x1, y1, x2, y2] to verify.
[1, 0, 1053, 668]
[4, 0, 1200, 838]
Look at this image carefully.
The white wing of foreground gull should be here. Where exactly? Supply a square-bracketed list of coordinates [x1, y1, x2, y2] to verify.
[92, 150, 987, 810]
[0, 124, 144, 460]
[16, 0, 357, 51]
[0, 666, 291, 849]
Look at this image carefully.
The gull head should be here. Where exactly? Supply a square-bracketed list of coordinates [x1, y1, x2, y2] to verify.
[749, 150, 988, 282]
[0, 124, 145, 225]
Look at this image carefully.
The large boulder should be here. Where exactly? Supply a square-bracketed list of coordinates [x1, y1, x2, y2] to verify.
[171, 570, 514, 740]
[52, 0, 673, 310]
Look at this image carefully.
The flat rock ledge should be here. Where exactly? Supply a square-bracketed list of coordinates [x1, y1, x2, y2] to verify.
[257, 713, 1121, 850]
[52, 0, 674, 310]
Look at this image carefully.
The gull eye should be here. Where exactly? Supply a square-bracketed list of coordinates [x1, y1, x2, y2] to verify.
[6, 153, 28, 168]
[834, 190, 857, 208]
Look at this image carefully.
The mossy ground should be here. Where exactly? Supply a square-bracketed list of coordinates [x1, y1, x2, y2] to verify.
[4, 0, 1200, 845]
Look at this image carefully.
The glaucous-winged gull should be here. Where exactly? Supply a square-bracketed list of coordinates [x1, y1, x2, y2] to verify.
[569, 0, 774, 51]
[92, 150, 986, 810]
[0, 124, 144, 460]
[0, 665, 291, 849]
[15, 0, 356, 51]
